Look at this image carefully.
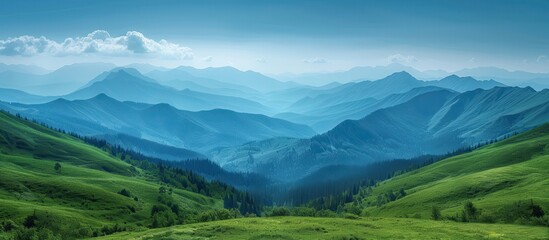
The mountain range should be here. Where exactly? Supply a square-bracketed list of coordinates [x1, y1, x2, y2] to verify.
[65, 68, 271, 114]
[276, 63, 549, 90]
[0, 93, 316, 153]
[276, 72, 505, 132]
[211, 86, 549, 181]
[0, 62, 117, 95]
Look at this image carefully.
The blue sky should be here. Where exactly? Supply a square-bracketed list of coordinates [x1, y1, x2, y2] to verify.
[0, 0, 548, 73]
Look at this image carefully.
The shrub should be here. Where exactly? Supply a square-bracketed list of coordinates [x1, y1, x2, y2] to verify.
[463, 201, 478, 221]
[344, 204, 362, 216]
[269, 207, 291, 217]
[151, 211, 177, 228]
[431, 206, 442, 220]
[22, 212, 38, 228]
[500, 200, 546, 225]
[291, 207, 316, 217]
[1, 220, 18, 232]
[197, 209, 239, 222]
[117, 188, 131, 197]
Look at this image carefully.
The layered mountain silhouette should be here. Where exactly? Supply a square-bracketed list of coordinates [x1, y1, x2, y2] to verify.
[277, 72, 505, 132]
[212, 86, 549, 181]
[0, 94, 316, 153]
[0, 88, 55, 104]
[65, 68, 271, 114]
[173, 66, 299, 92]
[0, 62, 116, 95]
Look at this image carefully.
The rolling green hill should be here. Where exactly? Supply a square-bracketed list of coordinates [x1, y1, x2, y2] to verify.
[98, 216, 549, 240]
[0, 111, 221, 238]
[361, 123, 549, 223]
[98, 121, 549, 240]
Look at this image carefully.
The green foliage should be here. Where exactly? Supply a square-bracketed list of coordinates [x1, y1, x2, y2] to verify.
[356, 123, 549, 226]
[268, 207, 291, 217]
[431, 206, 442, 220]
[117, 188, 131, 198]
[291, 207, 316, 217]
[1, 220, 18, 232]
[0, 111, 222, 238]
[462, 201, 479, 222]
[151, 210, 178, 228]
[96, 217, 549, 240]
[197, 209, 241, 222]
[499, 200, 548, 226]
[54, 162, 61, 173]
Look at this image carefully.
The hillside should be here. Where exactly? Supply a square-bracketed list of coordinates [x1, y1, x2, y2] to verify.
[276, 86, 446, 132]
[212, 86, 549, 181]
[65, 69, 271, 114]
[0, 94, 315, 152]
[99, 216, 549, 240]
[0, 111, 230, 238]
[284, 71, 504, 114]
[360, 123, 549, 223]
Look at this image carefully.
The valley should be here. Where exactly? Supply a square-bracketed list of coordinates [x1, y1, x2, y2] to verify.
[1, 2, 548, 238]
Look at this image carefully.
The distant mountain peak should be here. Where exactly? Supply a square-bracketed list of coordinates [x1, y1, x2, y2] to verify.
[89, 93, 115, 101]
[440, 74, 475, 82]
[101, 68, 148, 83]
[380, 71, 417, 83]
[390, 71, 414, 78]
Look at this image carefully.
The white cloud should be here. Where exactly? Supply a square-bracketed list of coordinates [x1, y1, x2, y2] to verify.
[303, 58, 327, 64]
[0, 30, 193, 59]
[202, 56, 213, 62]
[256, 57, 266, 63]
[537, 55, 547, 63]
[387, 54, 418, 64]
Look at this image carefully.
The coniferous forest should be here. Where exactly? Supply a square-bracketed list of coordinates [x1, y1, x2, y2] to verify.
[1, 1, 548, 239]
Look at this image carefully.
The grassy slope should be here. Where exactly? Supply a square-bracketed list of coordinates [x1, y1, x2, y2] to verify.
[100, 124, 549, 240]
[0, 112, 220, 231]
[363, 123, 549, 219]
[99, 216, 549, 240]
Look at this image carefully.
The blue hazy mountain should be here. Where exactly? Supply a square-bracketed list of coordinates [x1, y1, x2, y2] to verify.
[0, 94, 316, 152]
[286, 72, 504, 112]
[0, 88, 55, 104]
[430, 74, 505, 92]
[173, 66, 300, 92]
[211, 86, 549, 181]
[276, 72, 505, 132]
[0, 63, 50, 75]
[276, 63, 549, 90]
[285, 72, 424, 113]
[146, 68, 259, 93]
[0, 62, 117, 95]
[275, 86, 447, 132]
[145, 68, 268, 105]
[275, 63, 430, 86]
[98, 133, 206, 161]
[123, 63, 170, 74]
[454, 66, 549, 89]
[65, 68, 272, 114]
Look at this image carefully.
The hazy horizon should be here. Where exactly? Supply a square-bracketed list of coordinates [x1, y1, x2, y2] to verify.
[1, 0, 548, 74]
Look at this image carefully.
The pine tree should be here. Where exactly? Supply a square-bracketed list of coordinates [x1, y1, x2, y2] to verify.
[54, 162, 62, 173]
[431, 206, 442, 220]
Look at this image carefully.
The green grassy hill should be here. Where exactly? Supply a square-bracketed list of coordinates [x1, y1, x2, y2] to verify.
[361, 123, 549, 223]
[98, 122, 549, 240]
[98, 216, 549, 240]
[0, 111, 220, 238]
[2, 110, 548, 239]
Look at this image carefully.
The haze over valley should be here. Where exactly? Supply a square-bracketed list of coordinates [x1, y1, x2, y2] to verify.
[1, 1, 548, 239]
